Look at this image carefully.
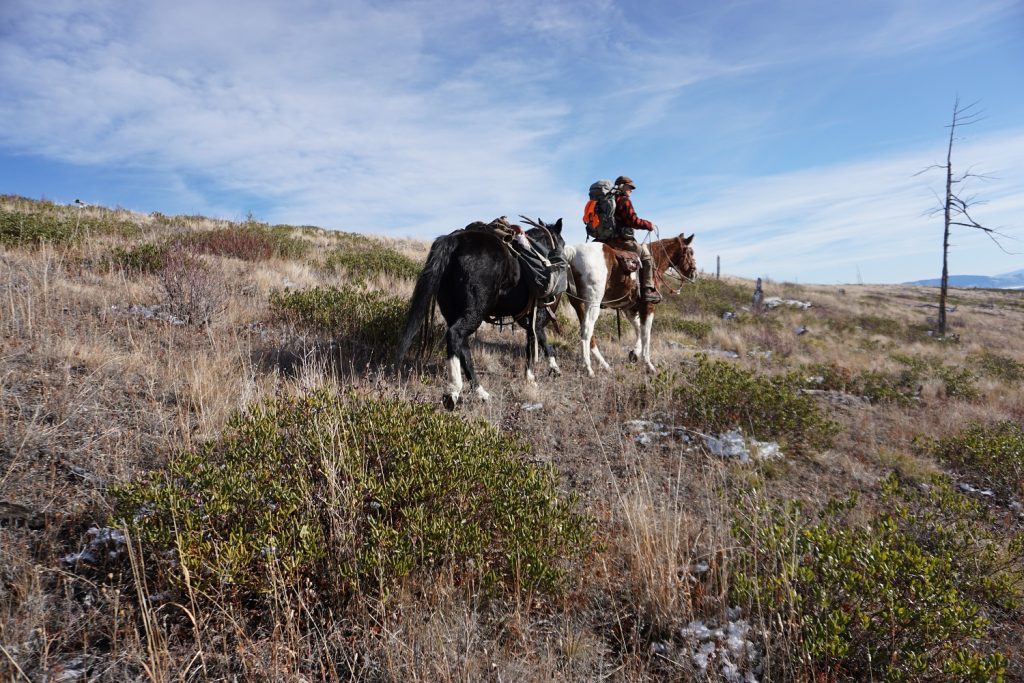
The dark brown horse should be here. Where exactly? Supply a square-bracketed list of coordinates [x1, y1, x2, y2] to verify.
[395, 219, 565, 409]
[565, 233, 696, 374]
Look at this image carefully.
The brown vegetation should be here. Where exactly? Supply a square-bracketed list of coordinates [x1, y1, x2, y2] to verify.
[2, 196, 1022, 681]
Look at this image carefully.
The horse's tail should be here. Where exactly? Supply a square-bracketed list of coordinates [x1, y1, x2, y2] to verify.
[395, 233, 458, 365]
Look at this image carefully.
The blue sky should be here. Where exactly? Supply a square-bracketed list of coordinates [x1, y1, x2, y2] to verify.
[1, 0, 1022, 284]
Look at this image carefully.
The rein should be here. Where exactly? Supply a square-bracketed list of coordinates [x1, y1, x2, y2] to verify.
[652, 235, 695, 295]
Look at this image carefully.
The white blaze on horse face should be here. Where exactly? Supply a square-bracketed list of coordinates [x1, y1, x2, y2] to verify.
[446, 355, 463, 400]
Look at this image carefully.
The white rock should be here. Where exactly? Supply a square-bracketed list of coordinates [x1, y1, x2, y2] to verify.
[703, 430, 751, 462]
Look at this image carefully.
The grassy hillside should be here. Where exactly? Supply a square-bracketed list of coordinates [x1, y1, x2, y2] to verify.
[2, 195, 1022, 681]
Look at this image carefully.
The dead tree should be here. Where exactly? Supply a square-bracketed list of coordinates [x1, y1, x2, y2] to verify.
[918, 97, 1015, 336]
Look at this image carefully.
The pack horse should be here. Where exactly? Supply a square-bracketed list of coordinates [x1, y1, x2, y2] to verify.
[396, 217, 567, 409]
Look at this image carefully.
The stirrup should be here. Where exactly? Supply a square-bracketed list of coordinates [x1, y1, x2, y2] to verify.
[641, 288, 662, 303]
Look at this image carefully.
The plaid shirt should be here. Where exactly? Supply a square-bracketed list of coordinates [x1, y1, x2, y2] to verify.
[614, 195, 654, 238]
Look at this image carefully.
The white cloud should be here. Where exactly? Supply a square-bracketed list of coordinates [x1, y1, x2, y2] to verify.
[0, 0, 1020, 285]
[655, 130, 1024, 283]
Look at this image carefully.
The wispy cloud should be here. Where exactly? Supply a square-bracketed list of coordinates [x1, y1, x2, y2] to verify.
[0, 0, 1019, 284]
[658, 130, 1024, 283]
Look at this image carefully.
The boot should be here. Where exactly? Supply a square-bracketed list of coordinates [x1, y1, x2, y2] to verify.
[640, 257, 662, 303]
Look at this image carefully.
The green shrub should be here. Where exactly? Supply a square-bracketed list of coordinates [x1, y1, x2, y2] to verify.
[891, 353, 978, 400]
[935, 364, 979, 399]
[971, 351, 1024, 384]
[105, 242, 167, 274]
[828, 313, 903, 337]
[673, 278, 750, 316]
[0, 204, 139, 246]
[320, 243, 422, 280]
[858, 314, 902, 336]
[269, 285, 407, 348]
[653, 315, 712, 340]
[111, 390, 593, 606]
[731, 474, 1020, 680]
[924, 421, 1024, 497]
[672, 356, 839, 454]
[806, 362, 919, 405]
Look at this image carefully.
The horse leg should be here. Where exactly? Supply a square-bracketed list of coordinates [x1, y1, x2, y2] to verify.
[627, 311, 643, 363]
[641, 308, 656, 373]
[523, 309, 539, 385]
[442, 328, 465, 411]
[451, 314, 491, 403]
[537, 319, 560, 377]
[580, 303, 610, 376]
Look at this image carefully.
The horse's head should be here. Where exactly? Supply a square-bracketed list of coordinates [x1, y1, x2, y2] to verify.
[675, 233, 696, 280]
[657, 233, 697, 282]
[520, 216, 564, 253]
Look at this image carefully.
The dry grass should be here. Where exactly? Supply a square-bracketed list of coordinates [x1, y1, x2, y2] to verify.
[2, 197, 1023, 680]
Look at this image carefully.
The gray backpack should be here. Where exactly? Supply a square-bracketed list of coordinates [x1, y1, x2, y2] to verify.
[587, 180, 617, 241]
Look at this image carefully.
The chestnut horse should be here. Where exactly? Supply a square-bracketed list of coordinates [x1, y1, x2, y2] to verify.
[563, 234, 696, 375]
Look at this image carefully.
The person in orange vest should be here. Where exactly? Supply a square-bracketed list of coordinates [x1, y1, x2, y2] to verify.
[582, 176, 662, 303]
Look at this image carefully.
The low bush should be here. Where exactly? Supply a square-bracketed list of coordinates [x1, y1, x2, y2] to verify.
[320, 243, 421, 280]
[673, 278, 750, 316]
[105, 242, 167, 274]
[158, 250, 227, 325]
[672, 355, 839, 454]
[923, 421, 1024, 497]
[173, 222, 308, 261]
[935, 364, 979, 399]
[1, 203, 139, 246]
[805, 362, 919, 405]
[827, 313, 904, 337]
[731, 474, 1021, 680]
[111, 390, 593, 608]
[891, 353, 978, 400]
[653, 315, 712, 340]
[971, 351, 1024, 384]
[269, 285, 407, 349]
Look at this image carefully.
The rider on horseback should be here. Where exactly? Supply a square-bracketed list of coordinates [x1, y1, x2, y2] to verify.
[584, 175, 662, 304]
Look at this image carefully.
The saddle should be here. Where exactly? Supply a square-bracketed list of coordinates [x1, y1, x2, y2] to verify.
[462, 216, 519, 244]
[597, 238, 642, 308]
[612, 249, 640, 273]
[461, 217, 567, 303]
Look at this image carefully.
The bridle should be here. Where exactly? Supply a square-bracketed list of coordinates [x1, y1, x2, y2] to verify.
[653, 235, 696, 294]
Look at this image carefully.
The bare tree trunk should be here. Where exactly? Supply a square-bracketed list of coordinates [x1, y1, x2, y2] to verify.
[938, 98, 957, 337]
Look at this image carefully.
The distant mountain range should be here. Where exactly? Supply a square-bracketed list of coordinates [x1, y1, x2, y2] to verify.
[904, 268, 1024, 290]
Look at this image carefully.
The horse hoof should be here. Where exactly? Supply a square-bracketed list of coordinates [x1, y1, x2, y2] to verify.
[442, 394, 458, 411]
[548, 366, 561, 378]
[628, 350, 639, 363]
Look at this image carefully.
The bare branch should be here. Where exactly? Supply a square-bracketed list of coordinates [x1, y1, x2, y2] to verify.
[913, 164, 946, 177]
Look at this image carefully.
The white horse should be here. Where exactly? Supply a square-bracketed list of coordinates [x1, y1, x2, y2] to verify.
[562, 234, 696, 375]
